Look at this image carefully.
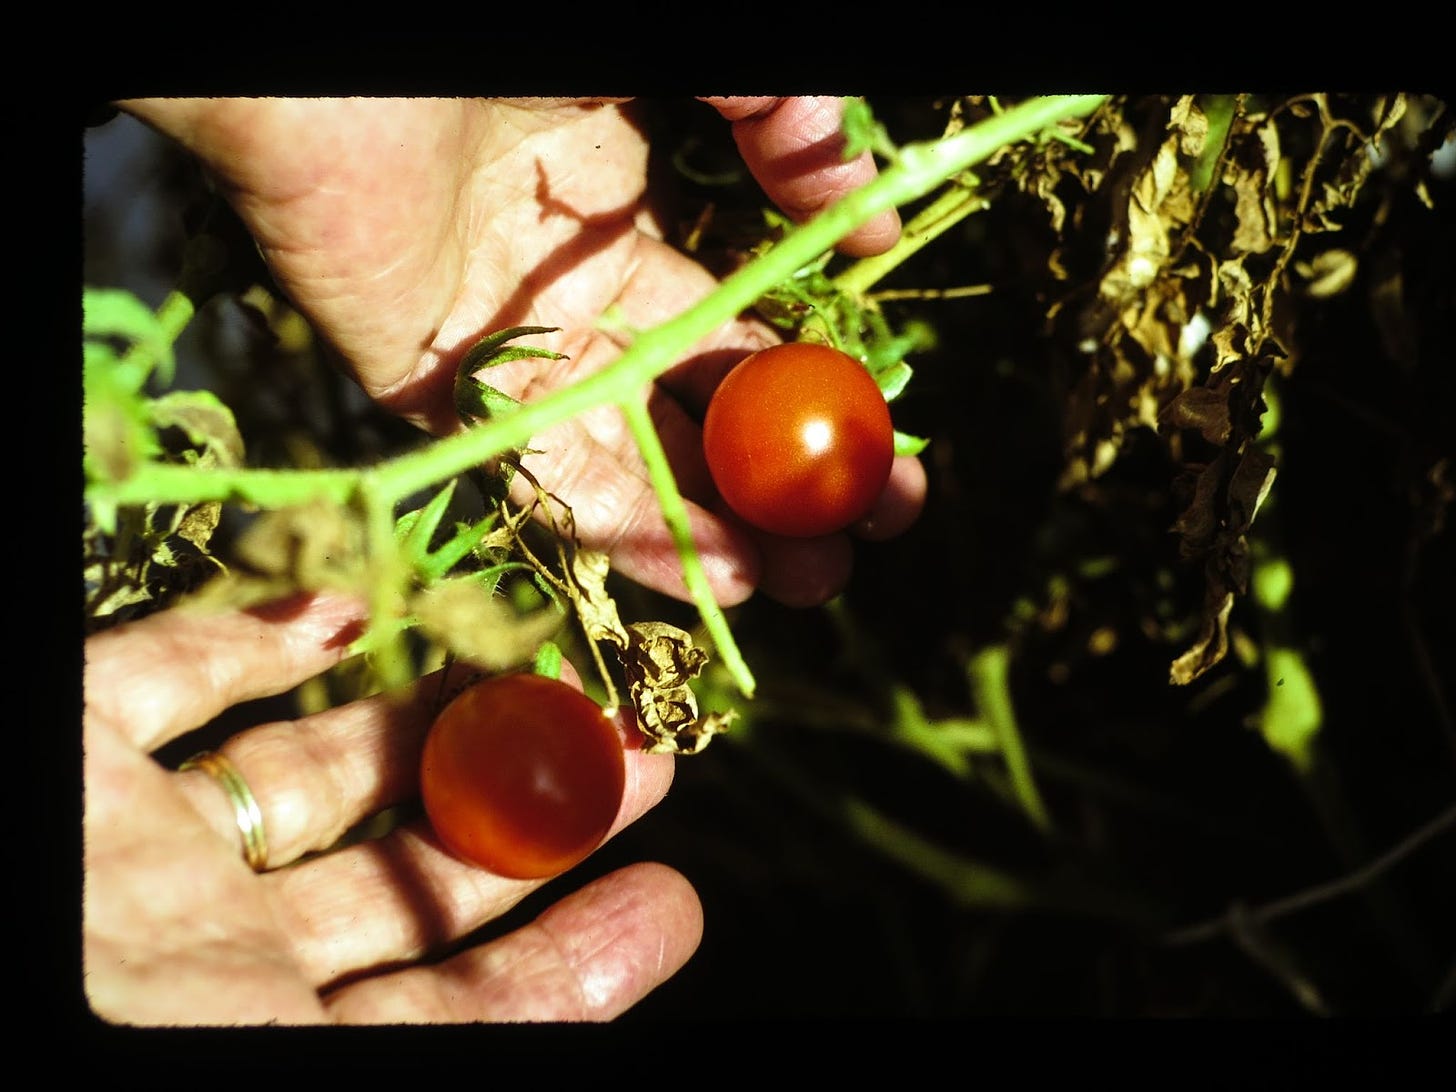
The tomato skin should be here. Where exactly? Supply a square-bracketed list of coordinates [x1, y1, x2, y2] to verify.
[420, 674, 626, 879]
[702, 343, 894, 538]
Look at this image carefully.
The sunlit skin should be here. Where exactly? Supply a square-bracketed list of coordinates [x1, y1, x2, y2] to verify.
[702, 343, 895, 538]
[117, 96, 923, 608]
[84, 96, 926, 1025]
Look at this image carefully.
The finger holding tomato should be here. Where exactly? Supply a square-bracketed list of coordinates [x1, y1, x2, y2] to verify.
[693, 342, 926, 607]
[119, 96, 924, 614]
[85, 592, 696, 1024]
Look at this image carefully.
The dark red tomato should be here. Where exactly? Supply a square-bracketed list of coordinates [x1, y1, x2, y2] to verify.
[702, 342, 894, 538]
[420, 673, 625, 879]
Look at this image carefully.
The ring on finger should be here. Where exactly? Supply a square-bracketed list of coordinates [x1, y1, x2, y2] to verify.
[180, 750, 269, 872]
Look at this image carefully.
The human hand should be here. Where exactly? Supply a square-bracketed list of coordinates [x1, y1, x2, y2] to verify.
[117, 96, 926, 608]
[83, 592, 700, 1024]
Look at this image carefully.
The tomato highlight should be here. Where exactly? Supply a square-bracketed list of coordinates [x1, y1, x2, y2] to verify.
[702, 343, 894, 537]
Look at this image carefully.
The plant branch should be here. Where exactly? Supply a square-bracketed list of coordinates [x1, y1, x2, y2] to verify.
[835, 180, 991, 298]
[968, 644, 1053, 833]
[87, 96, 1109, 699]
[620, 398, 754, 697]
[94, 96, 1108, 515]
[1163, 801, 1456, 946]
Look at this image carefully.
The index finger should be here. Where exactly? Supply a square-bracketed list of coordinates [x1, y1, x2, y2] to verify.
[701, 96, 902, 258]
[83, 593, 367, 753]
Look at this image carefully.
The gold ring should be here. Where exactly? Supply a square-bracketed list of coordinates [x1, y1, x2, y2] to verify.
[180, 750, 268, 871]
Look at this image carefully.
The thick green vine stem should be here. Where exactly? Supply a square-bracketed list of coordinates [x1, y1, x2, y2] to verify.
[834, 181, 990, 299]
[620, 398, 753, 695]
[361, 480, 414, 693]
[86, 96, 1108, 699]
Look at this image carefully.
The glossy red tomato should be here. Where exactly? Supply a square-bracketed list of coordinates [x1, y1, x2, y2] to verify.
[702, 342, 894, 537]
[420, 673, 626, 879]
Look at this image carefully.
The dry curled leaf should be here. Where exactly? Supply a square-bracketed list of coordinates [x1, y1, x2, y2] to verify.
[498, 472, 728, 752]
[83, 389, 245, 629]
[1294, 249, 1358, 298]
[619, 621, 729, 755]
[84, 500, 227, 628]
[1036, 94, 1421, 683]
[1224, 116, 1283, 257]
[232, 500, 367, 588]
[568, 547, 631, 649]
[1169, 589, 1235, 687]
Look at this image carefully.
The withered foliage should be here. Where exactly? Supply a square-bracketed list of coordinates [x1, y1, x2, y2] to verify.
[990, 93, 1445, 683]
[495, 466, 729, 754]
[83, 391, 244, 632]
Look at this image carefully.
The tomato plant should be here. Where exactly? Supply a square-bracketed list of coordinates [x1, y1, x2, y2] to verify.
[702, 342, 895, 538]
[420, 673, 626, 879]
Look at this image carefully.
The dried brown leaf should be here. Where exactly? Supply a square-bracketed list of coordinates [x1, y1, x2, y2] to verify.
[568, 547, 631, 650]
[1161, 386, 1232, 447]
[1169, 589, 1235, 686]
[619, 621, 725, 755]
[1225, 117, 1283, 256]
[1293, 249, 1358, 298]
[231, 501, 367, 589]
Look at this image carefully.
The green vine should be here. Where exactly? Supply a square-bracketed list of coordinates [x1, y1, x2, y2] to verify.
[84, 95, 1108, 703]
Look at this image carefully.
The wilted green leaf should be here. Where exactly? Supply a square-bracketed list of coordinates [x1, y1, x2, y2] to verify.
[412, 576, 563, 672]
[148, 389, 245, 469]
[83, 343, 163, 484]
[83, 286, 175, 388]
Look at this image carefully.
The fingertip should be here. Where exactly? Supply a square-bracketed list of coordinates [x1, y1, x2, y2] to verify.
[554, 656, 585, 691]
[697, 96, 781, 123]
[534, 860, 704, 1018]
[606, 705, 678, 831]
[853, 454, 927, 541]
[835, 205, 903, 257]
[706, 96, 900, 258]
[621, 746, 676, 830]
[756, 532, 855, 608]
[610, 503, 763, 609]
[698, 530, 764, 607]
[635, 861, 705, 952]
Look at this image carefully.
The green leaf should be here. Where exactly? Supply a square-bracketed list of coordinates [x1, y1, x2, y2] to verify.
[454, 325, 567, 424]
[83, 287, 175, 388]
[83, 345, 162, 484]
[455, 375, 524, 422]
[417, 515, 506, 584]
[840, 97, 893, 161]
[893, 430, 929, 457]
[1257, 646, 1323, 775]
[397, 480, 458, 562]
[458, 324, 565, 375]
[533, 640, 563, 680]
[875, 361, 914, 401]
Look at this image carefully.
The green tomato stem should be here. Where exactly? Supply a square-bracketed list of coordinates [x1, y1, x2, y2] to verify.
[968, 643, 1054, 834]
[834, 180, 991, 299]
[152, 290, 197, 348]
[620, 397, 756, 698]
